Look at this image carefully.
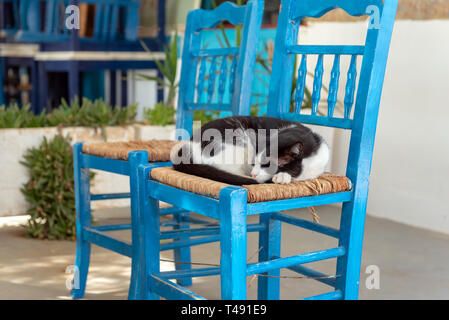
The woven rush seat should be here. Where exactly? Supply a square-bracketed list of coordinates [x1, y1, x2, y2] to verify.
[150, 167, 352, 203]
[82, 140, 184, 162]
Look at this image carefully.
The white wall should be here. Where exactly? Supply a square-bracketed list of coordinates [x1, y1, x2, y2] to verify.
[0, 125, 175, 217]
[303, 20, 449, 235]
[128, 70, 158, 121]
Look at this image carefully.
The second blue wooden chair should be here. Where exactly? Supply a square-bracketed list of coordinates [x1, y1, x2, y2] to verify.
[71, 0, 264, 300]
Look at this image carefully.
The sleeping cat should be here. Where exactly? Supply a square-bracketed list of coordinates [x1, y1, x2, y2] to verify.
[172, 116, 329, 185]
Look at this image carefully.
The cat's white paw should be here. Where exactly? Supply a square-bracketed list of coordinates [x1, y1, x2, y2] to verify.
[273, 172, 292, 184]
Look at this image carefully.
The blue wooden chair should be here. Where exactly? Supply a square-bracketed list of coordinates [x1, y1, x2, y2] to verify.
[137, 0, 398, 300]
[71, 0, 264, 300]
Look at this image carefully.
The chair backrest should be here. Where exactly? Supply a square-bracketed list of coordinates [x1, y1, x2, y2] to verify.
[267, 0, 397, 184]
[10, 0, 139, 43]
[176, 0, 264, 137]
[69, 0, 140, 42]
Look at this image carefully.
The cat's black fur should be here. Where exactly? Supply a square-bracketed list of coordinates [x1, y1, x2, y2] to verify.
[174, 116, 325, 185]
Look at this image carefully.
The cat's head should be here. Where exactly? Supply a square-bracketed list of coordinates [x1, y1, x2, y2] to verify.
[250, 142, 303, 183]
[250, 129, 329, 183]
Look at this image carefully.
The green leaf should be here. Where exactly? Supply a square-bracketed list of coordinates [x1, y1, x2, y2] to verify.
[20, 134, 95, 240]
[143, 103, 175, 126]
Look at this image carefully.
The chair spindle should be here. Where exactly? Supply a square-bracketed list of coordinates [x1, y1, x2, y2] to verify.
[327, 54, 341, 117]
[344, 54, 358, 119]
[196, 57, 207, 103]
[218, 55, 228, 104]
[229, 54, 238, 97]
[208, 56, 218, 103]
[311, 54, 324, 115]
[294, 54, 307, 114]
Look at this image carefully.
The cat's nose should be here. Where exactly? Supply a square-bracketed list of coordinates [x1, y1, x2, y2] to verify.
[251, 173, 257, 178]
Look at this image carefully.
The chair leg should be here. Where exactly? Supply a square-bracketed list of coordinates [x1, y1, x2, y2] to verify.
[257, 212, 282, 300]
[128, 151, 149, 300]
[173, 211, 193, 287]
[139, 165, 160, 300]
[335, 198, 368, 300]
[71, 143, 91, 299]
[219, 187, 248, 300]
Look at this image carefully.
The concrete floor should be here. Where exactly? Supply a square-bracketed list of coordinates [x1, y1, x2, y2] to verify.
[1, 205, 448, 300]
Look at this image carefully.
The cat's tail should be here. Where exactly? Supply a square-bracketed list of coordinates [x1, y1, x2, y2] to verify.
[174, 163, 259, 186]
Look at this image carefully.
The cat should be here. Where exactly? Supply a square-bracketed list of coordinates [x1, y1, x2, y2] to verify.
[172, 116, 329, 185]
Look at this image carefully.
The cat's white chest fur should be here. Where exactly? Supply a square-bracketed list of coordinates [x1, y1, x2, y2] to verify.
[296, 142, 330, 181]
[191, 141, 254, 177]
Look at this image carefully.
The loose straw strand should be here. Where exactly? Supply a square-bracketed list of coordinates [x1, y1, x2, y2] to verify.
[308, 206, 320, 223]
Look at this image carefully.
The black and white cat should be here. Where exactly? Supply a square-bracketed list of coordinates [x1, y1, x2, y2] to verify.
[172, 116, 329, 185]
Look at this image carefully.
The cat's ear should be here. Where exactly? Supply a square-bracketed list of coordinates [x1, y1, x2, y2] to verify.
[277, 155, 293, 167]
[277, 142, 303, 167]
[289, 142, 303, 157]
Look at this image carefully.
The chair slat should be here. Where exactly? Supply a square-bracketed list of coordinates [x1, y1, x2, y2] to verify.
[311, 54, 324, 115]
[63, 0, 70, 34]
[186, 103, 233, 112]
[18, 0, 28, 29]
[108, 4, 120, 41]
[196, 57, 207, 103]
[192, 47, 239, 57]
[287, 45, 365, 56]
[45, 0, 56, 33]
[229, 54, 237, 98]
[218, 55, 228, 104]
[123, 1, 139, 41]
[207, 56, 218, 103]
[101, 4, 111, 40]
[54, 1, 62, 34]
[328, 54, 341, 117]
[294, 54, 307, 114]
[93, 3, 103, 39]
[344, 55, 358, 119]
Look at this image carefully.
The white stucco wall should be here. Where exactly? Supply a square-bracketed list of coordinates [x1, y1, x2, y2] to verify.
[0, 125, 175, 217]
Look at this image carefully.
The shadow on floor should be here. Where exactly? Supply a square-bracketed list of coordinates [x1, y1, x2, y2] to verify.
[1, 205, 448, 299]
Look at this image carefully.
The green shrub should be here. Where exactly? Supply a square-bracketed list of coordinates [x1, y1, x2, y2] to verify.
[0, 104, 46, 128]
[0, 98, 137, 130]
[20, 135, 92, 240]
[46, 98, 137, 128]
[138, 34, 179, 108]
[144, 103, 175, 126]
